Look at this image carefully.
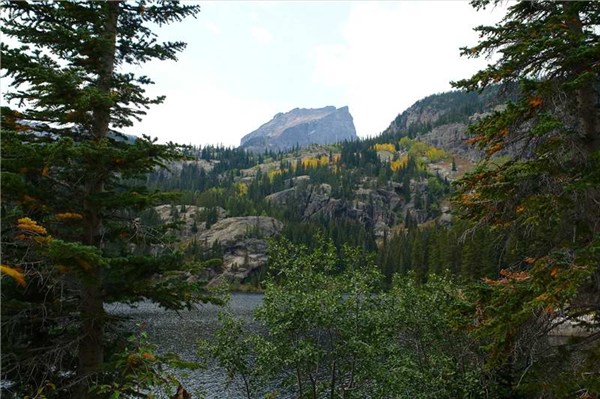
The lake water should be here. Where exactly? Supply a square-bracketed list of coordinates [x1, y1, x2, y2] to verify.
[107, 293, 264, 398]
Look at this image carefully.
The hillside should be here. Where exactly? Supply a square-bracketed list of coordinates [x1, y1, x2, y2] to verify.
[142, 89, 516, 286]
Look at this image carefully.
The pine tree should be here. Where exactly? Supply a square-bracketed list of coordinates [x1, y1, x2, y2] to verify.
[453, 1, 600, 395]
[0, 2, 209, 397]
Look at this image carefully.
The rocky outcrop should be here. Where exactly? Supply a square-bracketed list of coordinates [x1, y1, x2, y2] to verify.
[153, 207, 283, 284]
[198, 216, 283, 248]
[418, 123, 482, 162]
[209, 238, 270, 285]
[240, 106, 357, 153]
[197, 217, 284, 284]
[265, 178, 406, 238]
[384, 89, 501, 136]
[154, 204, 226, 235]
[383, 88, 523, 162]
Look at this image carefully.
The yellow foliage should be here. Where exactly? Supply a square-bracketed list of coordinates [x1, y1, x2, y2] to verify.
[299, 155, 330, 169]
[33, 235, 53, 244]
[390, 155, 409, 172]
[425, 147, 446, 161]
[534, 293, 551, 303]
[398, 137, 413, 149]
[55, 212, 84, 221]
[408, 141, 428, 158]
[234, 182, 248, 196]
[301, 157, 319, 169]
[17, 217, 48, 235]
[460, 192, 481, 205]
[373, 143, 396, 152]
[267, 169, 283, 182]
[332, 153, 341, 163]
[1, 264, 26, 287]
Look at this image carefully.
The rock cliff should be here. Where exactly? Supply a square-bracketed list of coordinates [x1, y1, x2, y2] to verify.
[383, 91, 486, 161]
[198, 217, 283, 285]
[153, 205, 283, 285]
[383, 88, 519, 162]
[240, 106, 357, 153]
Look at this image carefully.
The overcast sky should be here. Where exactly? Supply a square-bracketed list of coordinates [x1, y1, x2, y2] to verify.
[4, 1, 507, 147]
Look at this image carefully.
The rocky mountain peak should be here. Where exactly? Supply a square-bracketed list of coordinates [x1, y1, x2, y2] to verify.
[240, 106, 357, 153]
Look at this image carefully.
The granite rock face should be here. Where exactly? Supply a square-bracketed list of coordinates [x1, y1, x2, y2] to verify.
[240, 106, 357, 153]
[152, 207, 283, 284]
[383, 89, 521, 162]
[265, 177, 406, 239]
[197, 216, 284, 284]
[197, 216, 283, 248]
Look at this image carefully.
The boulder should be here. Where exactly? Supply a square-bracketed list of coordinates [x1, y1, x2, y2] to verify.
[198, 216, 283, 248]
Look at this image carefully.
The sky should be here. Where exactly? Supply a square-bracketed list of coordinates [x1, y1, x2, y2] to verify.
[3, 1, 507, 147]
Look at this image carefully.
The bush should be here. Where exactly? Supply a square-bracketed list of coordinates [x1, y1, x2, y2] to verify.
[203, 236, 491, 398]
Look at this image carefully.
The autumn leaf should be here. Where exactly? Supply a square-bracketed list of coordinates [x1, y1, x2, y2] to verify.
[499, 269, 530, 281]
[466, 136, 483, 145]
[1, 264, 26, 287]
[76, 258, 93, 272]
[55, 212, 84, 221]
[22, 195, 36, 203]
[486, 142, 504, 156]
[529, 97, 542, 108]
[56, 265, 70, 274]
[127, 354, 142, 367]
[17, 217, 48, 235]
[33, 235, 53, 244]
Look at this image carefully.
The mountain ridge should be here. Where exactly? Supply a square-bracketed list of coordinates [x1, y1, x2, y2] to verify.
[240, 105, 357, 153]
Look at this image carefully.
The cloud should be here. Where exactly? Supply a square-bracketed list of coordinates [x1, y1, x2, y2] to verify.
[204, 21, 221, 36]
[312, 2, 504, 138]
[122, 74, 278, 147]
[251, 26, 274, 45]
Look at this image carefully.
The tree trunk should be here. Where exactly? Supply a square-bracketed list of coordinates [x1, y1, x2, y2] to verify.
[76, 2, 119, 397]
[566, 5, 600, 154]
[578, 85, 600, 154]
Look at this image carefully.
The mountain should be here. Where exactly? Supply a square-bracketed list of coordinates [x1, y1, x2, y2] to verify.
[145, 89, 511, 286]
[381, 87, 518, 162]
[240, 106, 357, 153]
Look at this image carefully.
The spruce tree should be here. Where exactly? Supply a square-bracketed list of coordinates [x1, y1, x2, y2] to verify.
[453, 1, 599, 395]
[0, 2, 210, 397]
